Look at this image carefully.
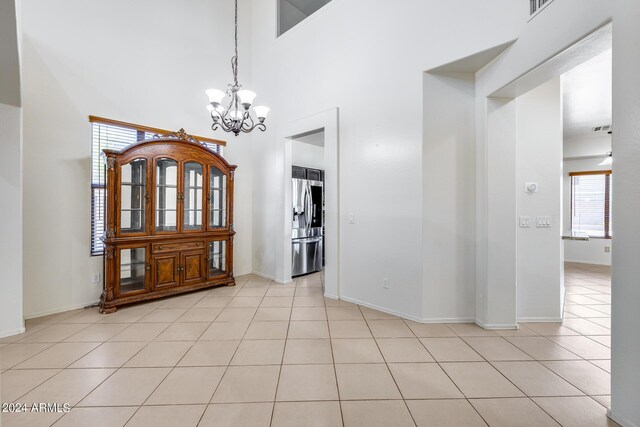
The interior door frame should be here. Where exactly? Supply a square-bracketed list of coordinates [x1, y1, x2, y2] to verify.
[278, 108, 340, 299]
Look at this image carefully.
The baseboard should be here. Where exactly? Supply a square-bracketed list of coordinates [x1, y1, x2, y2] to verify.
[25, 300, 99, 320]
[340, 295, 424, 323]
[420, 317, 476, 324]
[517, 317, 563, 323]
[475, 319, 519, 330]
[324, 293, 339, 300]
[0, 326, 26, 339]
[250, 271, 276, 281]
[565, 259, 611, 266]
[607, 409, 637, 427]
[338, 295, 481, 324]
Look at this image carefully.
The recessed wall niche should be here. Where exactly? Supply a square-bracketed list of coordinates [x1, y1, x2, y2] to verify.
[278, 0, 332, 36]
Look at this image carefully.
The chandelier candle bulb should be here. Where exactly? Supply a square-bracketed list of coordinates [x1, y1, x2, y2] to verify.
[253, 106, 270, 121]
[237, 90, 257, 107]
[204, 0, 268, 136]
[206, 89, 226, 105]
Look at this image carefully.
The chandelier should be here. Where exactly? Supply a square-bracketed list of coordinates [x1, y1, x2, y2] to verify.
[205, 0, 269, 136]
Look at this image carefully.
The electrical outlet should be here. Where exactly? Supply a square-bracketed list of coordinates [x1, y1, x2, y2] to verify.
[92, 273, 101, 284]
[383, 278, 389, 289]
[605, 246, 611, 253]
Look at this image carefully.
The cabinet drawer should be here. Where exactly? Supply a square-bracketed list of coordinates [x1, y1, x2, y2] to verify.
[152, 241, 204, 253]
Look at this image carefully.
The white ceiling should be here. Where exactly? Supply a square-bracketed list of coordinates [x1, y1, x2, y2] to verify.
[562, 49, 612, 139]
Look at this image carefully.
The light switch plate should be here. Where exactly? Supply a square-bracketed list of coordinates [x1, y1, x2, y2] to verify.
[519, 216, 531, 228]
[348, 214, 355, 224]
[536, 216, 551, 228]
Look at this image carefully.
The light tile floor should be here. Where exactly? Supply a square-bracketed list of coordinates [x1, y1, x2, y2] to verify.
[0, 263, 616, 426]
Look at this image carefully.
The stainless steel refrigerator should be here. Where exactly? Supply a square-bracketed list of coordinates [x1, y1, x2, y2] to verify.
[292, 174, 323, 277]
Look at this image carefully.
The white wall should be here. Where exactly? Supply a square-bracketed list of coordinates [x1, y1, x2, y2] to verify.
[20, 0, 254, 318]
[292, 134, 324, 170]
[422, 72, 476, 322]
[0, 103, 23, 337]
[475, 0, 640, 423]
[564, 133, 611, 158]
[516, 77, 563, 322]
[250, 0, 524, 320]
[610, 3, 640, 423]
[479, 97, 518, 328]
[0, 0, 24, 337]
[563, 157, 612, 266]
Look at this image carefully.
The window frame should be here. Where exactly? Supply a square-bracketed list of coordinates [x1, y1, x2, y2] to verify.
[569, 170, 612, 239]
[89, 116, 225, 256]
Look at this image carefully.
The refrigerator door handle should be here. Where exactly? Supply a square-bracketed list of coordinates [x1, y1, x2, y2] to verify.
[302, 184, 308, 231]
[293, 237, 322, 243]
[305, 183, 313, 231]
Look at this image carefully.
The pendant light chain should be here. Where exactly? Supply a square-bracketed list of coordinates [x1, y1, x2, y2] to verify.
[232, 0, 239, 86]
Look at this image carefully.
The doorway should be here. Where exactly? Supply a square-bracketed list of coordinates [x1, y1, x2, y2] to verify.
[484, 22, 613, 411]
[291, 130, 325, 281]
[279, 108, 340, 299]
[485, 23, 612, 325]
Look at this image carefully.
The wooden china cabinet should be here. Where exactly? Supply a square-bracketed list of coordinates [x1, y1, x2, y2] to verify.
[99, 130, 236, 313]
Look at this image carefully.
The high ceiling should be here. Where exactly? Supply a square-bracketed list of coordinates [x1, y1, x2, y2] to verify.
[562, 49, 612, 139]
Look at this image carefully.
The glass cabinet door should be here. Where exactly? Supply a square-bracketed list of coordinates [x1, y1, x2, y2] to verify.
[209, 167, 227, 228]
[155, 158, 178, 231]
[209, 240, 226, 277]
[119, 247, 146, 294]
[120, 159, 146, 233]
[183, 162, 203, 231]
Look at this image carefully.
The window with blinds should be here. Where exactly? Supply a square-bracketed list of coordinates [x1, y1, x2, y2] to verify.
[570, 171, 612, 238]
[90, 121, 224, 256]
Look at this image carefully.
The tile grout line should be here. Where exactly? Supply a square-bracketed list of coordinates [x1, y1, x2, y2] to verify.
[406, 320, 495, 426]
[4, 268, 612, 425]
[357, 305, 418, 427]
[195, 276, 266, 425]
[323, 278, 346, 427]
[268, 277, 297, 427]
[102, 278, 242, 425]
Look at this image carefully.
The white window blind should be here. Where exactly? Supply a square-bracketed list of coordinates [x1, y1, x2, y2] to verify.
[570, 171, 612, 238]
[90, 122, 224, 256]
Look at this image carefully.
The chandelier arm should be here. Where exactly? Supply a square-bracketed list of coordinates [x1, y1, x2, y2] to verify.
[243, 113, 255, 129]
[217, 115, 233, 132]
[240, 122, 266, 133]
[238, 116, 246, 133]
[222, 91, 234, 119]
